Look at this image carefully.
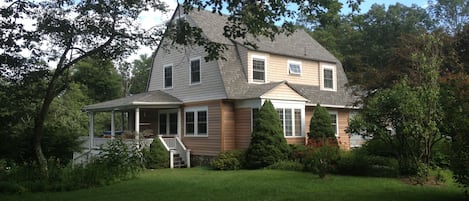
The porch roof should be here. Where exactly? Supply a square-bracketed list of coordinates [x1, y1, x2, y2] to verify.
[82, 90, 182, 112]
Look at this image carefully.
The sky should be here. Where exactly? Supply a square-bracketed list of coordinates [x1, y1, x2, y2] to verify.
[130, 0, 430, 62]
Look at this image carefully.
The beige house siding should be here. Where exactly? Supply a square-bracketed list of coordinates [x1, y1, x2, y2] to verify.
[337, 109, 351, 150]
[222, 100, 236, 151]
[261, 83, 307, 101]
[181, 100, 222, 156]
[148, 41, 227, 102]
[234, 108, 252, 149]
[286, 137, 306, 145]
[247, 50, 320, 86]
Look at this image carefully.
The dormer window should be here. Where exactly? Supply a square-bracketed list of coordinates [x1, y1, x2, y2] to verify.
[252, 55, 266, 82]
[320, 64, 336, 91]
[288, 61, 302, 75]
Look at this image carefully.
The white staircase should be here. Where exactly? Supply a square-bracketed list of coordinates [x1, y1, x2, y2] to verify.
[159, 136, 191, 168]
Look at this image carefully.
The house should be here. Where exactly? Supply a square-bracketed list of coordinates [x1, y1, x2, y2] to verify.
[76, 6, 357, 167]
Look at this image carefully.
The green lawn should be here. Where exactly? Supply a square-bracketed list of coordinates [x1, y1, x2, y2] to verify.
[1, 168, 466, 201]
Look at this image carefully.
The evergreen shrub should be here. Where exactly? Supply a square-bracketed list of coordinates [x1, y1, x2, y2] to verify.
[246, 100, 290, 169]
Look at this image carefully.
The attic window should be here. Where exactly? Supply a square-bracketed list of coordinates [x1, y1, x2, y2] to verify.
[288, 61, 302, 75]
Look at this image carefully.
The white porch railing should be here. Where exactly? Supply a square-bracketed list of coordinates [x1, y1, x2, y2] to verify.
[158, 135, 191, 168]
[72, 136, 154, 166]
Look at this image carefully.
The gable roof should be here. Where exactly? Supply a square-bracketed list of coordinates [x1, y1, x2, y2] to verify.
[83, 90, 182, 112]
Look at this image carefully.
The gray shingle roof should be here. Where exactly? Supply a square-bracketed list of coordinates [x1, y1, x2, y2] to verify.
[187, 9, 337, 63]
[186, 8, 354, 106]
[82, 90, 182, 112]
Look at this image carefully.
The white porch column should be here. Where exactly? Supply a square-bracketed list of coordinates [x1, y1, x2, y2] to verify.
[89, 112, 94, 150]
[111, 111, 115, 139]
[135, 107, 140, 148]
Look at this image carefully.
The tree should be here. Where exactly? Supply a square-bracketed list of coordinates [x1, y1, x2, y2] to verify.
[348, 34, 443, 174]
[309, 104, 335, 142]
[129, 54, 152, 94]
[1, 0, 167, 176]
[439, 73, 469, 190]
[429, 0, 469, 34]
[245, 100, 290, 169]
[72, 56, 123, 102]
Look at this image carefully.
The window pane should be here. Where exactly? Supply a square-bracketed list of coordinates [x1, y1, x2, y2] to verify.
[324, 69, 333, 89]
[169, 113, 178, 134]
[159, 113, 167, 134]
[185, 112, 194, 135]
[289, 63, 301, 74]
[191, 59, 200, 83]
[164, 66, 172, 88]
[197, 111, 207, 135]
[285, 109, 292, 136]
[253, 59, 265, 81]
[294, 109, 301, 136]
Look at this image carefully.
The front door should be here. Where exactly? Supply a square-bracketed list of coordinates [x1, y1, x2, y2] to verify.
[159, 110, 178, 136]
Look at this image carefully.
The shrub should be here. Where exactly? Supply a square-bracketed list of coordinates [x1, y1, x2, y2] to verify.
[289, 144, 307, 162]
[336, 150, 399, 178]
[143, 139, 169, 169]
[246, 100, 290, 169]
[211, 150, 245, 170]
[303, 146, 340, 178]
[267, 160, 304, 171]
[309, 104, 335, 140]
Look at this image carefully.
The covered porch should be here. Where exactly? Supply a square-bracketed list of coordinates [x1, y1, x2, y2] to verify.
[73, 90, 191, 168]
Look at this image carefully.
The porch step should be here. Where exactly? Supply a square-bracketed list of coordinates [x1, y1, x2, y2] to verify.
[173, 154, 186, 168]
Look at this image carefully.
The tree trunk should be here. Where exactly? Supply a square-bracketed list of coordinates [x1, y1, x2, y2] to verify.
[32, 73, 60, 179]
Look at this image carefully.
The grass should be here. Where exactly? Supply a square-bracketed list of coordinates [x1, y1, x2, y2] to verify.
[1, 168, 466, 201]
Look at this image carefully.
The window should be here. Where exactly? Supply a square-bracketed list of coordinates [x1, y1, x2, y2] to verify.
[277, 108, 302, 137]
[288, 61, 302, 75]
[190, 58, 201, 84]
[252, 57, 265, 82]
[329, 111, 338, 137]
[321, 64, 336, 91]
[164, 65, 172, 88]
[185, 107, 208, 136]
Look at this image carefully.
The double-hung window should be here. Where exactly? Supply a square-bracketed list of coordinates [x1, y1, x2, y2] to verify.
[190, 58, 201, 84]
[320, 64, 336, 91]
[185, 106, 208, 136]
[252, 56, 265, 82]
[277, 108, 302, 137]
[163, 65, 172, 88]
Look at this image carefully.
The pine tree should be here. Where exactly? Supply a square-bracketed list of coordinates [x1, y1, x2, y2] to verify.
[246, 100, 290, 169]
[309, 104, 336, 142]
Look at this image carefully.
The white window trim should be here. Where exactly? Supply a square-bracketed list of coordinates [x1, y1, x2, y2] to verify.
[250, 55, 267, 83]
[320, 64, 337, 91]
[163, 64, 173, 89]
[189, 57, 201, 85]
[328, 110, 339, 137]
[158, 109, 179, 136]
[288, 60, 302, 76]
[269, 100, 305, 138]
[184, 106, 208, 137]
